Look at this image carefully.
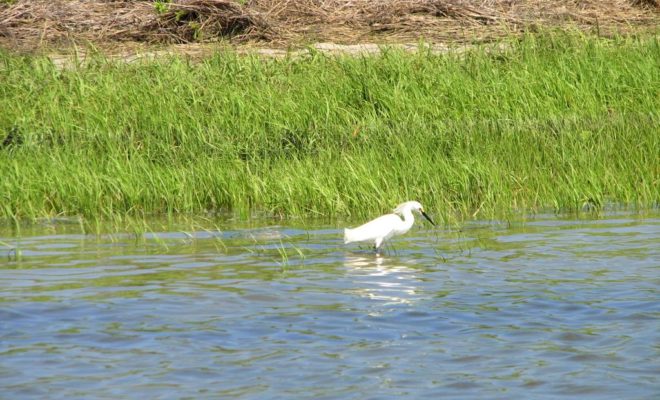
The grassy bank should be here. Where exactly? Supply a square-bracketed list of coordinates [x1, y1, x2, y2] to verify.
[1, 33, 658, 223]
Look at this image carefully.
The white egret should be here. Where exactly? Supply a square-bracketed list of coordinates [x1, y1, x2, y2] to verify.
[343, 201, 435, 253]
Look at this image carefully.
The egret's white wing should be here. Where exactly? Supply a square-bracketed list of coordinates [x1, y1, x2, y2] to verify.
[344, 213, 403, 244]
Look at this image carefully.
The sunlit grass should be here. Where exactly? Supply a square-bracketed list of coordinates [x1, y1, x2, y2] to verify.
[1, 32, 658, 226]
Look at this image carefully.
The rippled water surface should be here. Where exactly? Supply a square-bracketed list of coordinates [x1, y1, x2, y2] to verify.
[1, 213, 659, 399]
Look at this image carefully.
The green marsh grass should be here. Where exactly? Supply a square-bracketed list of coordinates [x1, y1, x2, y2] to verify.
[1, 33, 658, 225]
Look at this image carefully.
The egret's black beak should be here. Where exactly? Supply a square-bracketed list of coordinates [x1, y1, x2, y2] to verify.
[421, 210, 436, 226]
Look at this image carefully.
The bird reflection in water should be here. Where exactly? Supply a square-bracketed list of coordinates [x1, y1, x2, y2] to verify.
[343, 255, 423, 308]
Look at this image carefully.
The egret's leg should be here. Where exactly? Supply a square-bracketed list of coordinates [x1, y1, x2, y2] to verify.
[374, 238, 383, 254]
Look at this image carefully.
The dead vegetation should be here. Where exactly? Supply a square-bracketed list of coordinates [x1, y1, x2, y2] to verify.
[0, 0, 657, 51]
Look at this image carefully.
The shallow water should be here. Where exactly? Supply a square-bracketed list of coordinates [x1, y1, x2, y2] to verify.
[1, 213, 659, 399]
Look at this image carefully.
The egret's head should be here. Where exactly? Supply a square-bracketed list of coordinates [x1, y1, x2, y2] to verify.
[393, 201, 436, 226]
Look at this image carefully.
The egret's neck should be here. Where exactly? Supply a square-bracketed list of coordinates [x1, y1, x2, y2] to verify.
[400, 209, 415, 229]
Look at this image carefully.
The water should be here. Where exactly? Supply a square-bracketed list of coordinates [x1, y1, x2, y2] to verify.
[1, 213, 659, 399]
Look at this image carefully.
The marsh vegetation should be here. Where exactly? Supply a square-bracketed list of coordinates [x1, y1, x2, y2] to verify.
[1, 33, 658, 224]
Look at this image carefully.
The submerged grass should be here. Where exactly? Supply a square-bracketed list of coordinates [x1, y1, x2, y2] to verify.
[1, 32, 658, 224]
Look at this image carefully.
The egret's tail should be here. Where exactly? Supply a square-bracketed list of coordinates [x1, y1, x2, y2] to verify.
[343, 228, 356, 244]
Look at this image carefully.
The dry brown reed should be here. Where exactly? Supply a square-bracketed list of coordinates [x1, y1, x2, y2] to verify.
[0, 0, 657, 50]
